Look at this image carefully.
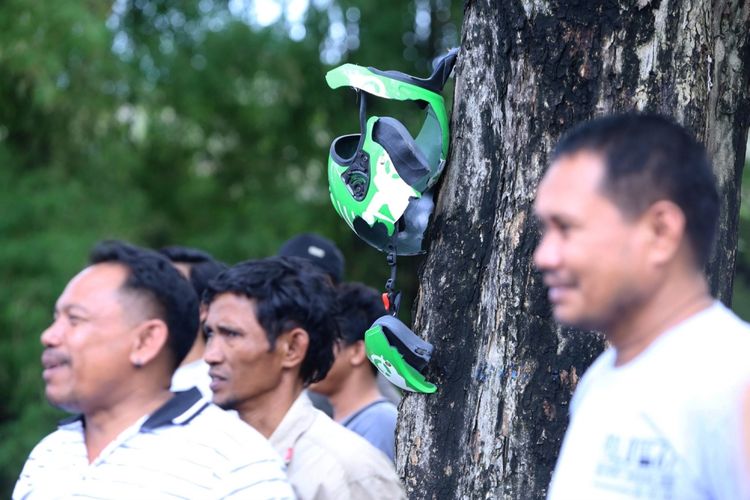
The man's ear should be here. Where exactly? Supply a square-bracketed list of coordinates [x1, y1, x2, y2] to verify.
[643, 200, 686, 266]
[129, 319, 169, 368]
[348, 340, 368, 367]
[278, 327, 309, 370]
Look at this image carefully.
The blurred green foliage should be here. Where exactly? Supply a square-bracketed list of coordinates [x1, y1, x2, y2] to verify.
[0, 0, 462, 494]
[731, 138, 750, 320]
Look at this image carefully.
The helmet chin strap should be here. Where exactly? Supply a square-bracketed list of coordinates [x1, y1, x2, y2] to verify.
[357, 89, 368, 138]
[384, 234, 402, 316]
[367, 231, 437, 394]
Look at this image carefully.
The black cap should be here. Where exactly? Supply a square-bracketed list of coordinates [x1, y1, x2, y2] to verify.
[278, 233, 345, 284]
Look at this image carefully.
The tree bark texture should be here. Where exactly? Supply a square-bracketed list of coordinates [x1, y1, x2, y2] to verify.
[396, 1, 750, 498]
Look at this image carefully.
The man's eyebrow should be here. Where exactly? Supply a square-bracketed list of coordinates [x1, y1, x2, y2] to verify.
[55, 304, 90, 316]
[549, 213, 576, 225]
[210, 323, 243, 336]
[535, 213, 577, 230]
[532, 210, 554, 223]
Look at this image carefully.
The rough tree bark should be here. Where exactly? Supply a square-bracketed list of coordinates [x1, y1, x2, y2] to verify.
[397, 1, 750, 498]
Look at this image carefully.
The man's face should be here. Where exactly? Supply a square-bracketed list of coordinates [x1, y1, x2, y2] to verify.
[309, 340, 353, 397]
[40, 263, 139, 413]
[203, 293, 286, 410]
[533, 151, 652, 331]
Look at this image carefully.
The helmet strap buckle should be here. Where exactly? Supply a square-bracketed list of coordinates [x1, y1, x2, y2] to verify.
[384, 239, 401, 316]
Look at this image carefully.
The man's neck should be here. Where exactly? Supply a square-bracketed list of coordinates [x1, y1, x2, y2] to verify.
[83, 385, 172, 463]
[607, 270, 713, 366]
[237, 378, 304, 438]
[328, 371, 384, 423]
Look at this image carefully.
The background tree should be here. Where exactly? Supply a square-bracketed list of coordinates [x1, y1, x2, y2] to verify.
[397, 0, 750, 498]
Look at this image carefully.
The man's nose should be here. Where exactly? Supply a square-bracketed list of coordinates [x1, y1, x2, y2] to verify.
[40, 319, 64, 348]
[533, 232, 561, 271]
[203, 335, 223, 365]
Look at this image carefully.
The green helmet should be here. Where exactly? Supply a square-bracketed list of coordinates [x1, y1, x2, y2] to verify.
[327, 49, 457, 255]
[364, 315, 436, 393]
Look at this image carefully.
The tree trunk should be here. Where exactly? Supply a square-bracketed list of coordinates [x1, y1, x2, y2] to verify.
[396, 1, 750, 498]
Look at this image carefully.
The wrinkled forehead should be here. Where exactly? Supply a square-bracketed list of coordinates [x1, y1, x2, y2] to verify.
[61, 263, 162, 327]
[56, 263, 129, 309]
[206, 292, 259, 324]
[67, 263, 127, 293]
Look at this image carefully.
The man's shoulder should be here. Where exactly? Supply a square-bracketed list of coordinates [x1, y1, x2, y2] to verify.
[344, 400, 397, 443]
[296, 413, 404, 498]
[177, 404, 294, 497]
[684, 301, 750, 337]
[573, 303, 750, 409]
[304, 411, 395, 470]
[15, 402, 294, 500]
[13, 424, 85, 500]
[664, 303, 750, 372]
[134, 396, 284, 473]
[363, 399, 398, 418]
[346, 400, 397, 427]
[177, 403, 281, 459]
[25, 418, 85, 456]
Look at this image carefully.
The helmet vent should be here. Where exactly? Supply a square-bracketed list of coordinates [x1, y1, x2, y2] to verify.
[342, 150, 370, 201]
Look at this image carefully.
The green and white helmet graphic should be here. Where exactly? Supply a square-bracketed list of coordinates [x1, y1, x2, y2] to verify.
[364, 315, 437, 394]
[326, 49, 457, 255]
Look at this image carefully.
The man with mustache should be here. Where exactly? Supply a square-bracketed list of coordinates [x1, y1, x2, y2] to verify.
[203, 256, 405, 499]
[535, 114, 750, 499]
[14, 241, 293, 499]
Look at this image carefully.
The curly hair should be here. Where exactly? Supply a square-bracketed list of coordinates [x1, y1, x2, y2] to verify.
[204, 256, 338, 385]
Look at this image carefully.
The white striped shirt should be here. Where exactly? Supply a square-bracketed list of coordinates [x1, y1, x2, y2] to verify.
[13, 388, 295, 499]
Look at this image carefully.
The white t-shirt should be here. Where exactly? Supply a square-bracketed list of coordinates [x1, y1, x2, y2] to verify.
[171, 358, 212, 400]
[13, 388, 294, 499]
[548, 302, 750, 500]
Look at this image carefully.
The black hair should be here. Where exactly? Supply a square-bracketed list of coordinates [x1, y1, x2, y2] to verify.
[552, 113, 719, 266]
[336, 282, 385, 344]
[335, 282, 385, 375]
[203, 256, 338, 385]
[90, 240, 199, 369]
[159, 245, 227, 298]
